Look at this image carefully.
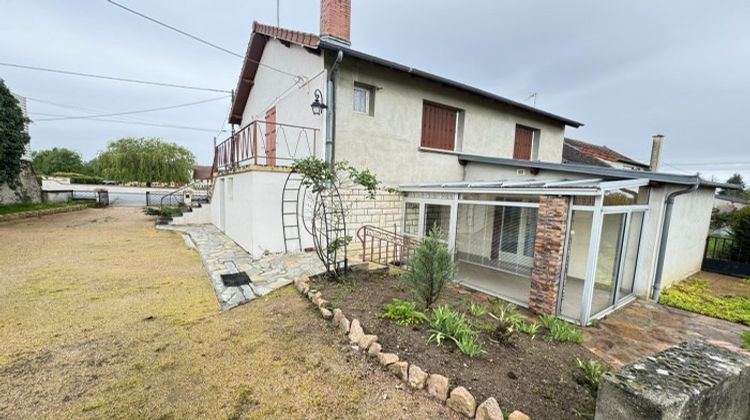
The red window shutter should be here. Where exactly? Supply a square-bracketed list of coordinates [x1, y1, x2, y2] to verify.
[421, 103, 457, 150]
[513, 126, 534, 160]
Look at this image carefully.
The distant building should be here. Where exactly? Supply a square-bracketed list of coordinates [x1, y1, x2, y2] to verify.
[714, 194, 748, 214]
[192, 165, 213, 185]
[10, 91, 31, 160]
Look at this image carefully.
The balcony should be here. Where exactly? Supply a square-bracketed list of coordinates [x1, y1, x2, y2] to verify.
[213, 120, 320, 172]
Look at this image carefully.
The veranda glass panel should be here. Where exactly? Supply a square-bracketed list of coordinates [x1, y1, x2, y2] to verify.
[560, 211, 593, 320]
[455, 202, 538, 305]
[424, 204, 450, 236]
[404, 203, 419, 237]
[618, 212, 644, 298]
[590, 213, 626, 315]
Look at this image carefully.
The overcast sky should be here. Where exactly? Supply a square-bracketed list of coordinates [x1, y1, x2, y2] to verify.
[1, 1, 748, 183]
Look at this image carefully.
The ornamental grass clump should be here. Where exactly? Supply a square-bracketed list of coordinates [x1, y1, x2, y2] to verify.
[427, 305, 484, 357]
[539, 315, 584, 343]
[403, 228, 457, 309]
[574, 358, 610, 397]
[488, 301, 526, 344]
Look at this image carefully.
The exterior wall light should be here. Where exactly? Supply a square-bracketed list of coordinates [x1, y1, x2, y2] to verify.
[310, 89, 327, 115]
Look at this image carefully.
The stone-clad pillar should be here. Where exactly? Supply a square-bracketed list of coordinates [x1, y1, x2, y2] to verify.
[529, 195, 570, 315]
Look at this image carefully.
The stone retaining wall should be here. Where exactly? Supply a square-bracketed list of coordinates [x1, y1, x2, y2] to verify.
[293, 274, 531, 420]
[595, 339, 750, 419]
[0, 204, 89, 223]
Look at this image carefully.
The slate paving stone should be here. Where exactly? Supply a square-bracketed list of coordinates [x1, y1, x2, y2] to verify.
[158, 224, 323, 310]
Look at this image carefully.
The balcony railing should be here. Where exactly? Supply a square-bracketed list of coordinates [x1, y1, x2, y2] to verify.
[213, 120, 319, 172]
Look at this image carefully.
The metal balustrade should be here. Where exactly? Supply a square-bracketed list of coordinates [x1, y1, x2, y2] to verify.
[213, 120, 319, 172]
[356, 224, 419, 270]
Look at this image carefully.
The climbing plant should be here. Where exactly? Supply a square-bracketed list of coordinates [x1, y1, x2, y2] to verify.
[0, 80, 31, 187]
[291, 157, 380, 278]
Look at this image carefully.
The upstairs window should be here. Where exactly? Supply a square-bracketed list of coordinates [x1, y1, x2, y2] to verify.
[421, 102, 459, 151]
[513, 125, 538, 160]
[353, 83, 374, 115]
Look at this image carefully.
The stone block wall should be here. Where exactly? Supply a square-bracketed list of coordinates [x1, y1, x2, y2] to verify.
[338, 186, 402, 259]
[529, 195, 570, 315]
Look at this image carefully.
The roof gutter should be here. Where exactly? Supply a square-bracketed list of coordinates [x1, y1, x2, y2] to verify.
[325, 50, 344, 166]
[650, 181, 700, 301]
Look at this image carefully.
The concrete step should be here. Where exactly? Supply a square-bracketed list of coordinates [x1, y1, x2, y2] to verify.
[350, 261, 389, 274]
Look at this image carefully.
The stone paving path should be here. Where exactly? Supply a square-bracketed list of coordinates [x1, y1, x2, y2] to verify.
[583, 298, 749, 368]
[159, 224, 323, 310]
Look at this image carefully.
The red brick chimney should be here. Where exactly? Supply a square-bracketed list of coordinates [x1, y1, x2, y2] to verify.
[320, 0, 351, 45]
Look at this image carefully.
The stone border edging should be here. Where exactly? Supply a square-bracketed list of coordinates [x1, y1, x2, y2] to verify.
[0, 204, 90, 223]
[294, 275, 532, 420]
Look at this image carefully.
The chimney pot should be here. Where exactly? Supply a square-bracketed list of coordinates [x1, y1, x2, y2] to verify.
[650, 134, 664, 172]
[320, 0, 351, 45]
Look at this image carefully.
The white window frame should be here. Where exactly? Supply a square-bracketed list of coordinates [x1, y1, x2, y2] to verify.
[353, 84, 372, 115]
[402, 196, 457, 254]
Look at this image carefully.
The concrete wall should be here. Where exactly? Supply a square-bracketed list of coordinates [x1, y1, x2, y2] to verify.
[42, 190, 73, 203]
[333, 58, 567, 186]
[211, 169, 314, 256]
[239, 39, 326, 161]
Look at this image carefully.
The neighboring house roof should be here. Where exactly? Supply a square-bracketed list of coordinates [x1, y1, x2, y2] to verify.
[457, 153, 740, 190]
[229, 22, 583, 128]
[715, 194, 749, 204]
[563, 138, 648, 169]
[192, 165, 212, 180]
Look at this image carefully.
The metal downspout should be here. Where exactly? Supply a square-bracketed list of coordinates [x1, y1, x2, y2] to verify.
[325, 50, 344, 167]
[651, 180, 700, 300]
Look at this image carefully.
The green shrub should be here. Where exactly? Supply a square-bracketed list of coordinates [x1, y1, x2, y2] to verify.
[741, 331, 750, 350]
[539, 315, 584, 343]
[381, 299, 428, 326]
[143, 206, 184, 217]
[427, 305, 484, 357]
[468, 303, 487, 317]
[659, 278, 750, 326]
[52, 172, 103, 184]
[574, 358, 609, 397]
[518, 322, 540, 338]
[403, 228, 457, 309]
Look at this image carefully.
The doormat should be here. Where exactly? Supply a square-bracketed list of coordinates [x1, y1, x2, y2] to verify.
[221, 272, 251, 287]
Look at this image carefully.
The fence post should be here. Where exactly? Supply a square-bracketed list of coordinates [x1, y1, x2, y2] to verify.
[253, 121, 258, 166]
[146, 191, 150, 206]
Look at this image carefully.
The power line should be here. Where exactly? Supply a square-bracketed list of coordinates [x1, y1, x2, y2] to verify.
[106, 0, 303, 80]
[0, 62, 232, 93]
[30, 111, 226, 133]
[33, 95, 230, 121]
[106, 0, 243, 58]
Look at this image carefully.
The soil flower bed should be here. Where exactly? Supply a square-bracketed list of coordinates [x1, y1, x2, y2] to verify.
[312, 269, 603, 420]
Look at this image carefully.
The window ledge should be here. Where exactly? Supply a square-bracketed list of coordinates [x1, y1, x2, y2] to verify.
[418, 147, 460, 156]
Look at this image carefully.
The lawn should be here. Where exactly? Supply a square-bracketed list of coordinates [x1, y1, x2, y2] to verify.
[313, 269, 603, 419]
[0, 200, 93, 215]
[659, 276, 750, 326]
[0, 207, 455, 418]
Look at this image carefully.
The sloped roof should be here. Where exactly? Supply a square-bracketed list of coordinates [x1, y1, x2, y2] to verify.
[229, 22, 583, 128]
[563, 138, 648, 169]
[192, 165, 212, 180]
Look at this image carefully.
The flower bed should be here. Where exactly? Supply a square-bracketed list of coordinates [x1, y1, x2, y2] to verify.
[303, 269, 603, 419]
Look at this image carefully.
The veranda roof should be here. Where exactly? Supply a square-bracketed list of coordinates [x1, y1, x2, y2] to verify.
[399, 178, 648, 196]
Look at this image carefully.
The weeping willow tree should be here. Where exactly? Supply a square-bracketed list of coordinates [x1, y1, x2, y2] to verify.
[95, 137, 194, 185]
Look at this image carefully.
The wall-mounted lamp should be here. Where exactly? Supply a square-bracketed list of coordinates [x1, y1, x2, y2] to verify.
[310, 89, 327, 116]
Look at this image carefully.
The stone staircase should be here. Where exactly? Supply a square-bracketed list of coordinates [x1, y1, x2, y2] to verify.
[170, 203, 212, 225]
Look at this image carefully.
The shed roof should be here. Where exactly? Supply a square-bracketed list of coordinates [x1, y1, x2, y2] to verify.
[400, 178, 648, 196]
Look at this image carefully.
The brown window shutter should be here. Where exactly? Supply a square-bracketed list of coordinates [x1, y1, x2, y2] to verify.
[514, 126, 534, 160]
[421, 103, 457, 150]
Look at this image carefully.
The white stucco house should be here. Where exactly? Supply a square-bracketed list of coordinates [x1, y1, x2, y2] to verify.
[206, 0, 736, 325]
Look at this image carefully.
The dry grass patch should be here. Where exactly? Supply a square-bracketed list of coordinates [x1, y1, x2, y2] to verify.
[0, 208, 455, 419]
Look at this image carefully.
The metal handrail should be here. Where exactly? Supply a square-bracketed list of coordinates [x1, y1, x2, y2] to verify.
[214, 119, 319, 171]
[158, 181, 210, 209]
[356, 224, 419, 269]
